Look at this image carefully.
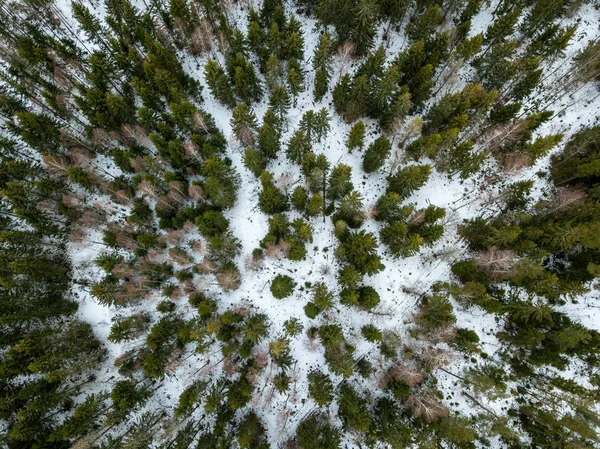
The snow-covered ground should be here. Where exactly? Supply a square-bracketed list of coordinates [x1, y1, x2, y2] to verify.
[56, 0, 600, 445]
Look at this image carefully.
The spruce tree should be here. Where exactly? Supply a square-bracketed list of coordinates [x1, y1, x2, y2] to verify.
[362, 136, 391, 173]
[347, 120, 365, 152]
[328, 163, 354, 202]
[352, 0, 379, 56]
[307, 370, 334, 406]
[387, 164, 431, 199]
[258, 171, 288, 214]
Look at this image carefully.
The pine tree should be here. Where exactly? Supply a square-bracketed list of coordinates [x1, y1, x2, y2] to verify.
[347, 121, 366, 152]
[296, 413, 341, 449]
[313, 32, 334, 75]
[258, 122, 280, 159]
[237, 412, 268, 449]
[372, 65, 400, 115]
[362, 136, 391, 173]
[287, 58, 305, 106]
[268, 84, 291, 122]
[265, 53, 283, 89]
[227, 53, 264, 103]
[334, 191, 365, 228]
[387, 164, 431, 199]
[270, 274, 296, 298]
[204, 58, 235, 108]
[337, 230, 384, 276]
[243, 147, 267, 177]
[406, 5, 442, 42]
[307, 370, 334, 406]
[352, 0, 379, 55]
[328, 163, 354, 202]
[314, 68, 329, 102]
[300, 108, 330, 143]
[287, 129, 311, 163]
[338, 383, 372, 432]
[284, 25, 304, 61]
[332, 73, 353, 117]
[306, 193, 324, 217]
[231, 103, 258, 146]
[258, 171, 288, 214]
[291, 185, 308, 211]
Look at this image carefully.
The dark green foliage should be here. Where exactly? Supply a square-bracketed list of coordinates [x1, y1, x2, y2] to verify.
[196, 210, 230, 237]
[314, 68, 329, 101]
[244, 147, 267, 177]
[362, 136, 391, 173]
[338, 383, 371, 432]
[374, 192, 413, 222]
[336, 230, 384, 276]
[296, 413, 341, 449]
[111, 380, 150, 414]
[258, 122, 280, 159]
[357, 285, 380, 309]
[108, 313, 150, 342]
[387, 164, 431, 199]
[333, 191, 365, 228]
[307, 370, 334, 406]
[453, 328, 480, 353]
[416, 294, 456, 330]
[227, 376, 254, 409]
[287, 129, 311, 163]
[291, 185, 308, 210]
[270, 274, 296, 298]
[406, 5, 442, 42]
[328, 164, 353, 202]
[299, 108, 331, 143]
[347, 121, 365, 152]
[238, 412, 268, 448]
[226, 53, 263, 103]
[361, 324, 383, 341]
[258, 171, 288, 214]
[143, 315, 188, 378]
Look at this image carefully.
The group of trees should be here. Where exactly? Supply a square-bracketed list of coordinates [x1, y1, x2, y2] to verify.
[1, 0, 600, 447]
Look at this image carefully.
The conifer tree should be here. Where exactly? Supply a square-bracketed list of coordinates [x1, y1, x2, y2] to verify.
[308, 370, 334, 406]
[363, 136, 391, 173]
[387, 164, 431, 199]
[243, 148, 267, 177]
[328, 163, 354, 202]
[352, 0, 379, 55]
[314, 68, 329, 102]
[406, 5, 442, 42]
[287, 129, 311, 163]
[347, 121, 366, 152]
[258, 171, 288, 214]
[287, 58, 305, 106]
[231, 103, 258, 146]
[337, 229, 384, 276]
[269, 84, 291, 122]
[258, 121, 280, 159]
